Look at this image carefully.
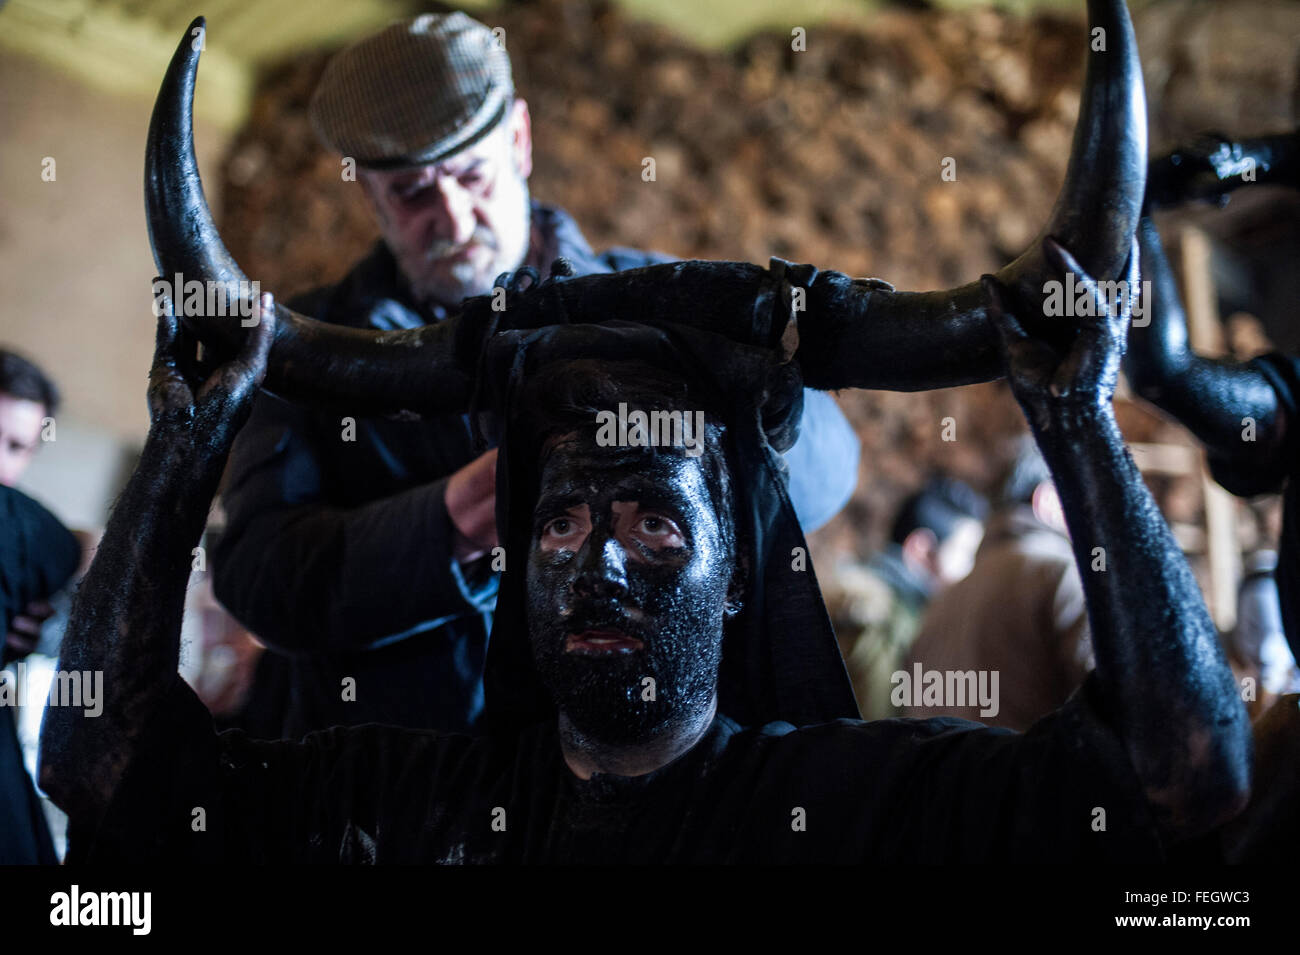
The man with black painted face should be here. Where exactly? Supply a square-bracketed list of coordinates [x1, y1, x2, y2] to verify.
[526, 416, 736, 778]
[43, 237, 1253, 861]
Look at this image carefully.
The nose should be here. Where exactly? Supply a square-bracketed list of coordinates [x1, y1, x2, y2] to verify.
[572, 533, 629, 602]
[424, 172, 477, 246]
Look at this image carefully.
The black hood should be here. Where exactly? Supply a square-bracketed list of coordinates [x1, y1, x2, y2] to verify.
[472, 302, 859, 736]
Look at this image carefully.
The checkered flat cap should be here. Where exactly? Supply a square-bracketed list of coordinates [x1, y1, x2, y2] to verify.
[309, 12, 514, 170]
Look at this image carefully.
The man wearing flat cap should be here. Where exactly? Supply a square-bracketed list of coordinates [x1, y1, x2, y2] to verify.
[213, 12, 860, 739]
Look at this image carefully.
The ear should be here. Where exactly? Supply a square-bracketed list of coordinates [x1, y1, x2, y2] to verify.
[508, 98, 533, 180]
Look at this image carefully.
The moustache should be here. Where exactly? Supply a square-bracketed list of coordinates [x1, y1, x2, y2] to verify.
[561, 605, 649, 645]
[424, 225, 498, 262]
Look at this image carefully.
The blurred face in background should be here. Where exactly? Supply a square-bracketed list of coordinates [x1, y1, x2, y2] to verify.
[360, 99, 534, 311]
[0, 393, 45, 487]
[900, 517, 984, 589]
[934, 517, 983, 585]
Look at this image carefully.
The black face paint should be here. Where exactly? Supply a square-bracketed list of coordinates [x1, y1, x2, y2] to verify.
[526, 434, 733, 747]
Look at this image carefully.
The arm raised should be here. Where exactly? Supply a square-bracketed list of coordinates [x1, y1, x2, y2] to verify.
[986, 239, 1252, 839]
[39, 293, 276, 827]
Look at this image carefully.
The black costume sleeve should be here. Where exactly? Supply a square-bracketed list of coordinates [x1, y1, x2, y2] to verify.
[76, 672, 1164, 864]
[873, 672, 1165, 861]
[70, 676, 448, 863]
[212, 394, 493, 654]
[1206, 352, 1300, 497]
[714, 673, 1163, 863]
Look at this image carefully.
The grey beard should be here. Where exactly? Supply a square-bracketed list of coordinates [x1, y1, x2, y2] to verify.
[413, 190, 532, 311]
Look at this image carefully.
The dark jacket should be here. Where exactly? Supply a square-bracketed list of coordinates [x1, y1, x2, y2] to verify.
[1, 485, 79, 864]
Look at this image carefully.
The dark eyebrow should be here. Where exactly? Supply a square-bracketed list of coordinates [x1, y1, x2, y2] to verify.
[533, 492, 587, 521]
[390, 175, 427, 195]
[619, 490, 689, 520]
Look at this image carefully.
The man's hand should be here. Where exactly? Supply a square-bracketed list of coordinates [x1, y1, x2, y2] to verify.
[983, 236, 1138, 428]
[149, 287, 276, 462]
[5, 600, 53, 657]
[445, 448, 498, 562]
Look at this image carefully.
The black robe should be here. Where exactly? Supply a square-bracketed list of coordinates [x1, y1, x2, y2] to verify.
[77, 671, 1161, 863]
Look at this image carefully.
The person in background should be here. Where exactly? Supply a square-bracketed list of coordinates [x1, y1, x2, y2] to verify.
[904, 436, 1090, 730]
[0, 348, 100, 862]
[0, 349, 55, 489]
[1, 485, 79, 864]
[0, 348, 61, 658]
[835, 476, 986, 719]
[1228, 550, 1300, 718]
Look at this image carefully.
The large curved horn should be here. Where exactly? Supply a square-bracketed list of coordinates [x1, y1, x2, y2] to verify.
[1030, 0, 1147, 281]
[798, 0, 1147, 392]
[149, 2, 1147, 406]
[145, 16, 471, 413]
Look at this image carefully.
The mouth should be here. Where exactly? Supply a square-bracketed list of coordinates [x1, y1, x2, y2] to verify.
[425, 242, 476, 263]
[565, 628, 645, 656]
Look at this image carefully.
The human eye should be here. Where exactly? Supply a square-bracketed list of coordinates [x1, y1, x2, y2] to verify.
[539, 507, 589, 550]
[458, 164, 492, 194]
[634, 513, 685, 548]
[390, 178, 420, 199]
